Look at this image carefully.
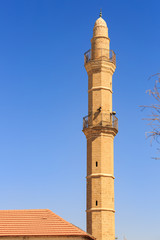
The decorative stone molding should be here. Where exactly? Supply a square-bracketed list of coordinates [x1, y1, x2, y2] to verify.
[88, 86, 112, 93]
[83, 126, 118, 139]
[86, 208, 115, 213]
[86, 173, 115, 179]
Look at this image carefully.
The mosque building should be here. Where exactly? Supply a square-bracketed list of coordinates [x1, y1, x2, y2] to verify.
[0, 13, 118, 240]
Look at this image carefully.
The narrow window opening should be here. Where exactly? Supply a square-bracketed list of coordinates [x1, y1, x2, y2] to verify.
[96, 201, 98, 206]
[96, 161, 98, 167]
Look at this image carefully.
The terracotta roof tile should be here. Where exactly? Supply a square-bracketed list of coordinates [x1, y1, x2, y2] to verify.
[0, 209, 94, 239]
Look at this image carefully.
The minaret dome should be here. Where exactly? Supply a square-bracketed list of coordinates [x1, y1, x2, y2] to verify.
[93, 17, 108, 38]
[91, 16, 110, 59]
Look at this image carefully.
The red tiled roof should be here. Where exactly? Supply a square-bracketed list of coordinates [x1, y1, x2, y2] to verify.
[0, 209, 94, 239]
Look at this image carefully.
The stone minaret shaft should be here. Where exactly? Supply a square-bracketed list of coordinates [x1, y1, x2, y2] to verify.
[83, 15, 118, 240]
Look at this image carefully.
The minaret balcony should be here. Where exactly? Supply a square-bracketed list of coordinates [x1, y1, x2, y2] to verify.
[83, 113, 118, 131]
[84, 48, 116, 66]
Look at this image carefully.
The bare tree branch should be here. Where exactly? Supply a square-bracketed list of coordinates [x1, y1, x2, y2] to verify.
[141, 73, 160, 158]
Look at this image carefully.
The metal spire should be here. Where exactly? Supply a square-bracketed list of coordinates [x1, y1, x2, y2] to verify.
[99, 9, 102, 17]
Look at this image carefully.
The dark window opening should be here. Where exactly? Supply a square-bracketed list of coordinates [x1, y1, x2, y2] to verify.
[96, 161, 98, 167]
[96, 201, 98, 206]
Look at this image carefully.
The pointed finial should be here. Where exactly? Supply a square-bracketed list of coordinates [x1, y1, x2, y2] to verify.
[99, 9, 102, 17]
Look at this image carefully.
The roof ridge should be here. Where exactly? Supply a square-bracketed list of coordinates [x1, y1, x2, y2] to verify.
[46, 210, 87, 235]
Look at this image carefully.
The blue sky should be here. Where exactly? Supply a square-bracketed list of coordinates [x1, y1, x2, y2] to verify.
[0, 0, 160, 240]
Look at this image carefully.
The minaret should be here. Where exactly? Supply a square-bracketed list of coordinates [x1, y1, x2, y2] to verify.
[83, 13, 118, 240]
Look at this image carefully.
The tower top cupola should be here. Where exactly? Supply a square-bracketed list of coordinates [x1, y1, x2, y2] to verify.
[93, 14, 108, 38]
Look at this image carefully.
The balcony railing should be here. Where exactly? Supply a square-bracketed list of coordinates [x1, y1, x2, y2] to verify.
[83, 113, 118, 131]
[84, 48, 116, 65]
